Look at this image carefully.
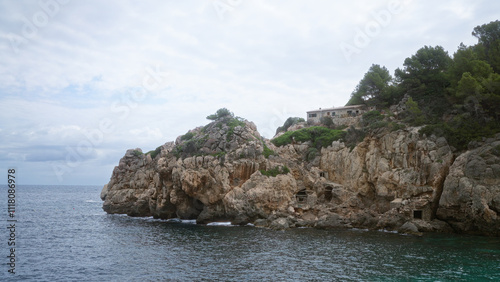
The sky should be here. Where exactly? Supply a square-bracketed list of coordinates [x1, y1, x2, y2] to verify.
[0, 0, 498, 185]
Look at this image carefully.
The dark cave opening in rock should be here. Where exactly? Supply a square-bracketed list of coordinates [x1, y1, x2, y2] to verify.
[296, 189, 308, 203]
[194, 198, 204, 212]
[325, 186, 333, 202]
[413, 210, 423, 219]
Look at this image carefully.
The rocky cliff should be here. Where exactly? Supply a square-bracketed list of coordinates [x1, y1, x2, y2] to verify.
[101, 116, 500, 236]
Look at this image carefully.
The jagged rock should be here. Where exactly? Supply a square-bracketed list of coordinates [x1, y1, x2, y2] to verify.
[315, 213, 343, 229]
[437, 134, 500, 236]
[412, 219, 453, 233]
[270, 217, 290, 230]
[101, 116, 500, 236]
[398, 222, 422, 236]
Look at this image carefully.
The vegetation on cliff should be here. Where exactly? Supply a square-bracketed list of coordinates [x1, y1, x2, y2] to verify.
[272, 126, 345, 148]
[259, 165, 290, 177]
[167, 108, 263, 160]
[346, 20, 500, 150]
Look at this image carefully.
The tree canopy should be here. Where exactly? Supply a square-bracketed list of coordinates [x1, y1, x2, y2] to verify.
[347, 64, 392, 107]
[206, 108, 234, 120]
[345, 20, 500, 150]
[473, 20, 500, 73]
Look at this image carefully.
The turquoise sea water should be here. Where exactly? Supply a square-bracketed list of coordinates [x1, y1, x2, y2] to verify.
[1, 185, 499, 281]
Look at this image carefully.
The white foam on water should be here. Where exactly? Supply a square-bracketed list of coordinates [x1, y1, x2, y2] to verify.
[351, 228, 369, 232]
[378, 229, 398, 234]
[85, 200, 100, 203]
[207, 221, 233, 226]
[181, 219, 197, 224]
[166, 218, 182, 223]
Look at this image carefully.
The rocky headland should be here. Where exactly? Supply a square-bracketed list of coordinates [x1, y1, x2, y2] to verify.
[101, 113, 500, 236]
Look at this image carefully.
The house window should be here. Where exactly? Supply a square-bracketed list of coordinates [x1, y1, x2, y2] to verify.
[309, 113, 317, 118]
[332, 112, 336, 116]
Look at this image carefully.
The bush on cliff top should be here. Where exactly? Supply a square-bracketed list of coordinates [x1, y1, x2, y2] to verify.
[206, 108, 234, 120]
[180, 131, 195, 141]
[271, 126, 346, 148]
[145, 146, 162, 159]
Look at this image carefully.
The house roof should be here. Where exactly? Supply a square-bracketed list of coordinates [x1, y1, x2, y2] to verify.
[306, 104, 364, 113]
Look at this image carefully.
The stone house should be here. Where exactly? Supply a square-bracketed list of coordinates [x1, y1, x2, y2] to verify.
[306, 105, 368, 124]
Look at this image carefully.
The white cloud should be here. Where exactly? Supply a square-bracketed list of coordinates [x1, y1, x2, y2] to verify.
[0, 0, 499, 184]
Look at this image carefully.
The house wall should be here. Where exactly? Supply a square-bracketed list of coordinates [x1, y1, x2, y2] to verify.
[307, 106, 366, 124]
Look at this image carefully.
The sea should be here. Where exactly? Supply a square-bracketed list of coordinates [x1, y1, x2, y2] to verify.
[1, 185, 499, 281]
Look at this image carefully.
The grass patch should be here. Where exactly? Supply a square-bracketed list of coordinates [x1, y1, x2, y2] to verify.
[180, 131, 195, 141]
[262, 143, 275, 158]
[132, 149, 143, 156]
[260, 165, 290, 177]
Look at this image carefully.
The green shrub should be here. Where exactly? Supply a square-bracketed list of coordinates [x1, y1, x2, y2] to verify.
[320, 116, 334, 128]
[180, 131, 195, 141]
[262, 143, 275, 158]
[211, 151, 226, 158]
[420, 117, 500, 151]
[271, 126, 345, 148]
[146, 146, 162, 159]
[389, 122, 406, 132]
[170, 140, 199, 159]
[369, 120, 389, 130]
[206, 108, 234, 120]
[306, 147, 318, 161]
[132, 150, 143, 156]
[260, 165, 290, 177]
[226, 117, 246, 141]
[362, 110, 384, 127]
[344, 126, 366, 149]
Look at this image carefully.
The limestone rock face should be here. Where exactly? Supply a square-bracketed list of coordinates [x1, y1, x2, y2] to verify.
[102, 117, 283, 223]
[437, 134, 500, 236]
[320, 128, 454, 201]
[101, 116, 500, 236]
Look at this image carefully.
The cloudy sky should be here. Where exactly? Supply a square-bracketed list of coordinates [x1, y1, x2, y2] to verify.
[0, 0, 498, 185]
